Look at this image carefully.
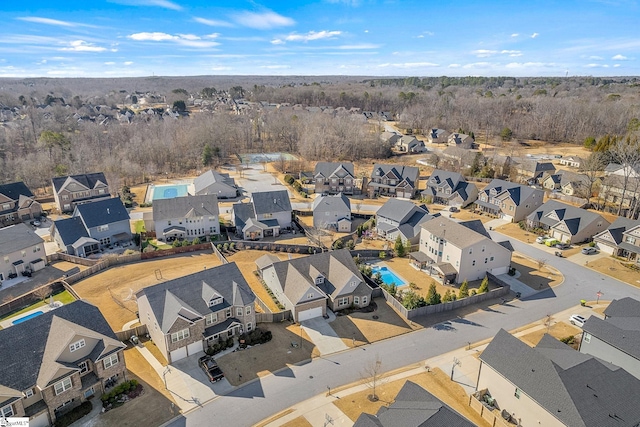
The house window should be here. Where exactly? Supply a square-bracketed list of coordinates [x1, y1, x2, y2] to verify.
[469, 249, 473, 254]
[472, 260, 476, 266]
[339, 297, 349, 306]
[362, 296, 368, 305]
[97, 224, 109, 232]
[98, 189, 105, 194]
[24, 388, 34, 398]
[456, 261, 459, 267]
[226, 309, 231, 318]
[1, 203, 9, 210]
[482, 245, 486, 252]
[354, 296, 360, 305]
[79, 361, 89, 374]
[484, 258, 488, 264]
[168, 220, 172, 225]
[584, 332, 591, 343]
[307, 293, 314, 299]
[103, 353, 119, 369]
[209, 297, 222, 307]
[70, 339, 85, 352]
[247, 322, 253, 332]
[205, 313, 217, 325]
[446, 255, 450, 261]
[55, 377, 72, 395]
[315, 276, 324, 284]
[514, 388, 521, 399]
[1, 403, 14, 417]
[236, 307, 243, 316]
[22, 250, 26, 257]
[490, 256, 494, 261]
[171, 329, 190, 343]
[245, 306, 251, 315]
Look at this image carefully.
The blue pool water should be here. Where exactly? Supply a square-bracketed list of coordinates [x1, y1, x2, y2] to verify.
[152, 184, 189, 200]
[12, 310, 44, 325]
[372, 266, 406, 287]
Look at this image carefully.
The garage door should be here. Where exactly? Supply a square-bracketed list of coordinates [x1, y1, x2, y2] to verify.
[30, 412, 50, 427]
[187, 341, 203, 356]
[297, 307, 323, 322]
[170, 346, 187, 362]
[491, 266, 509, 276]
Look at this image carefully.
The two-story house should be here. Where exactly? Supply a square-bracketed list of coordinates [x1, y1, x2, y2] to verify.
[475, 179, 544, 222]
[257, 249, 372, 322]
[580, 297, 640, 381]
[376, 198, 435, 245]
[422, 169, 478, 207]
[52, 173, 111, 213]
[192, 170, 238, 199]
[232, 190, 292, 240]
[426, 128, 449, 144]
[136, 262, 256, 363]
[313, 162, 358, 195]
[541, 170, 592, 198]
[0, 301, 127, 427]
[526, 200, 609, 244]
[368, 164, 420, 199]
[395, 135, 425, 153]
[0, 182, 42, 228]
[447, 133, 474, 149]
[593, 217, 639, 257]
[514, 160, 556, 184]
[0, 223, 46, 281]
[50, 198, 132, 256]
[478, 329, 640, 427]
[312, 193, 351, 232]
[559, 155, 583, 169]
[148, 194, 219, 242]
[419, 216, 512, 284]
[600, 174, 640, 216]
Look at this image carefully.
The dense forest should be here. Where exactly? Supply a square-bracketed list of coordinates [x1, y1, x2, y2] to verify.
[0, 75, 638, 193]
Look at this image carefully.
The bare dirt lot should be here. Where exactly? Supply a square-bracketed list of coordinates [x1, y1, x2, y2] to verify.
[72, 252, 222, 330]
[519, 321, 582, 347]
[511, 253, 563, 291]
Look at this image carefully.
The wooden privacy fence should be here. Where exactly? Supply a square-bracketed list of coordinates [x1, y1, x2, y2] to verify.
[115, 324, 149, 342]
[256, 311, 291, 323]
[233, 240, 322, 254]
[469, 393, 513, 427]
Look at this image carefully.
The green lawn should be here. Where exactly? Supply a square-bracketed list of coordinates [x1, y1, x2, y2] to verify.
[0, 290, 76, 322]
[148, 239, 172, 250]
[133, 220, 146, 233]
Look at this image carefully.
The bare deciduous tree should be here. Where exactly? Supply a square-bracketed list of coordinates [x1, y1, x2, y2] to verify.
[361, 355, 386, 402]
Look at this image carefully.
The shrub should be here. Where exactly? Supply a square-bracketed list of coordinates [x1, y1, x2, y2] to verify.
[346, 239, 355, 250]
[426, 283, 441, 305]
[193, 237, 201, 245]
[588, 241, 596, 247]
[172, 240, 182, 248]
[284, 174, 295, 185]
[470, 289, 477, 296]
[458, 280, 469, 298]
[379, 251, 387, 259]
[333, 239, 345, 249]
[478, 276, 489, 293]
[182, 240, 191, 247]
[54, 401, 92, 427]
[223, 243, 229, 251]
[560, 336, 575, 345]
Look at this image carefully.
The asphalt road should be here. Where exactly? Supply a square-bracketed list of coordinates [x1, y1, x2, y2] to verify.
[167, 231, 640, 427]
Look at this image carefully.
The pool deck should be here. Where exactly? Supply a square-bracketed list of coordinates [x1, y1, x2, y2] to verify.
[0, 302, 62, 329]
[145, 181, 195, 203]
[370, 261, 408, 287]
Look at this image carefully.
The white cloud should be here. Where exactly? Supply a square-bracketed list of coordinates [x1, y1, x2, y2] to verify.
[473, 49, 497, 57]
[17, 17, 76, 27]
[211, 66, 232, 71]
[108, 0, 182, 10]
[378, 62, 439, 68]
[124, 61, 134, 65]
[614, 63, 621, 67]
[505, 62, 556, 69]
[325, 0, 362, 5]
[531, 32, 539, 38]
[193, 17, 234, 27]
[233, 11, 295, 29]
[462, 62, 493, 69]
[589, 55, 604, 60]
[271, 39, 285, 45]
[612, 54, 628, 60]
[129, 32, 175, 41]
[336, 44, 380, 49]
[511, 33, 519, 37]
[104, 61, 115, 65]
[501, 50, 523, 57]
[260, 65, 290, 69]
[127, 32, 219, 48]
[586, 63, 609, 68]
[60, 40, 107, 52]
[274, 30, 342, 44]
[364, 30, 369, 33]
[448, 64, 461, 68]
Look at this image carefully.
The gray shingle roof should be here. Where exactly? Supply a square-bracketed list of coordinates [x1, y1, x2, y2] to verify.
[232, 202, 256, 230]
[481, 179, 539, 206]
[136, 262, 255, 333]
[312, 193, 351, 214]
[370, 164, 419, 185]
[51, 172, 108, 193]
[314, 162, 355, 179]
[377, 199, 428, 223]
[420, 216, 495, 249]
[74, 197, 130, 228]
[252, 190, 292, 215]
[526, 200, 606, 236]
[193, 170, 237, 195]
[481, 329, 640, 427]
[604, 297, 640, 318]
[0, 181, 33, 201]
[594, 218, 639, 245]
[0, 223, 44, 255]
[52, 216, 90, 247]
[152, 194, 219, 221]
[0, 300, 121, 393]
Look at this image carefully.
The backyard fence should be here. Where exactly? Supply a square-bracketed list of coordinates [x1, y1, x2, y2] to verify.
[0, 282, 65, 318]
[46, 253, 100, 266]
[469, 392, 513, 427]
[233, 240, 322, 254]
[256, 311, 291, 323]
[254, 295, 275, 314]
[547, 192, 588, 208]
[115, 324, 149, 342]
[211, 242, 229, 264]
[141, 242, 212, 259]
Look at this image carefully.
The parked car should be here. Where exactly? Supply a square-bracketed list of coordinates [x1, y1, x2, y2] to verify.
[581, 247, 598, 255]
[545, 239, 560, 247]
[555, 243, 570, 250]
[449, 206, 459, 212]
[535, 236, 549, 244]
[569, 314, 586, 327]
[199, 356, 224, 383]
[30, 220, 41, 227]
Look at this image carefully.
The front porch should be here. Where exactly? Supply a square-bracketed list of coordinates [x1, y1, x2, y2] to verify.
[204, 318, 245, 347]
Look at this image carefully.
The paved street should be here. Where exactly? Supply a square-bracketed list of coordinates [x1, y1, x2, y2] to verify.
[164, 230, 640, 427]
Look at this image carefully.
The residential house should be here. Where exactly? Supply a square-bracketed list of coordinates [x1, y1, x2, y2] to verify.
[0, 223, 46, 281]
[313, 162, 358, 195]
[395, 135, 425, 153]
[232, 190, 292, 240]
[0, 182, 42, 228]
[368, 164, 420, 199]
[379, 131, 401, 146]
[426, 128, 449, 144]
[438, 147, 479, 171]
[447, 133, 474, 149]
[149, 194, 219, 242]
[600, 174, 640, 217]
[136, 262, 256, 363]
[353, 381, 475, 427]
[422, 169, 478, 207]
[418, 216, 512, 284]
[298, 171, 314, 184]
[192, 170, 238, 199]
[52, 173, 111, 213]
[580, 297, 640, 381]
[559, 155, 583, 168]
[257, 249, 372, 322]
[475, 179, 544, 222]
[312, 194, 351, 232]
[50, 198, 132, 257]
[593, 217, 639, 256]
[541, 170, 592, 197]
[514, 160, 556, 184]
[610, 222, 640, 263]
[478, 329, 640, 427]
[526, 200, 610, 244]
[376, 199, 435, 245]
[0, 301, 127, 426]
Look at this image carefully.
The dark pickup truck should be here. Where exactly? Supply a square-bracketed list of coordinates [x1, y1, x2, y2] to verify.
[199, 356, 224, 383]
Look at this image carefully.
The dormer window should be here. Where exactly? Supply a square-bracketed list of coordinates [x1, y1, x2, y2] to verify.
[70, 339, 85, 352]
[315, 276, 324, 284]
[307, 293, 314, 299]
[209, 297, 223, 307]
[350, 281, 357, 287]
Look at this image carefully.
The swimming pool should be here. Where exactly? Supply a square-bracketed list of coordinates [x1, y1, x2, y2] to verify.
[152, 184, 189, 200]
[371, 266, 406, 287]
[12, 310, 44, 325]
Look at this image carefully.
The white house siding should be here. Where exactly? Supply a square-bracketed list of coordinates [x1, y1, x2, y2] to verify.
[552, 218, 609, 244]
[456, 240, 511, 283]
[257, 211, 291, 229]
[0, 241, 46, 280]
[155, 216, 219, 241]
[261, 266, 295, 312]
[477, 363, 565, 427]
[580, 334, 640, 380]
[136, 294, 170, 362]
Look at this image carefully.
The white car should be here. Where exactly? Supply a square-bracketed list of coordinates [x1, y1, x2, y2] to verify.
[569, 314, 586, 327]
[535, 236, 548, 244]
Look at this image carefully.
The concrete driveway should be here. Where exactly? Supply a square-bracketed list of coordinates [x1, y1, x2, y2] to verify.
[568, 249, 607, 266]
[301, 316, 348, 356]
[234, 165, 291, 198]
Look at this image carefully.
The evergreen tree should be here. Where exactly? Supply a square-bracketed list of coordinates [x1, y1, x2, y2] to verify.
[458, 280, 469, 298]
[426, 283, 442, 305]
[478, 276, 489, 293]
[442, 289, 453, 302]
[394, 235, 406, 257]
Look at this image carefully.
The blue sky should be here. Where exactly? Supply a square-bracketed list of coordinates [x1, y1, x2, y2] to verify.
[1, 0, 639, 77]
